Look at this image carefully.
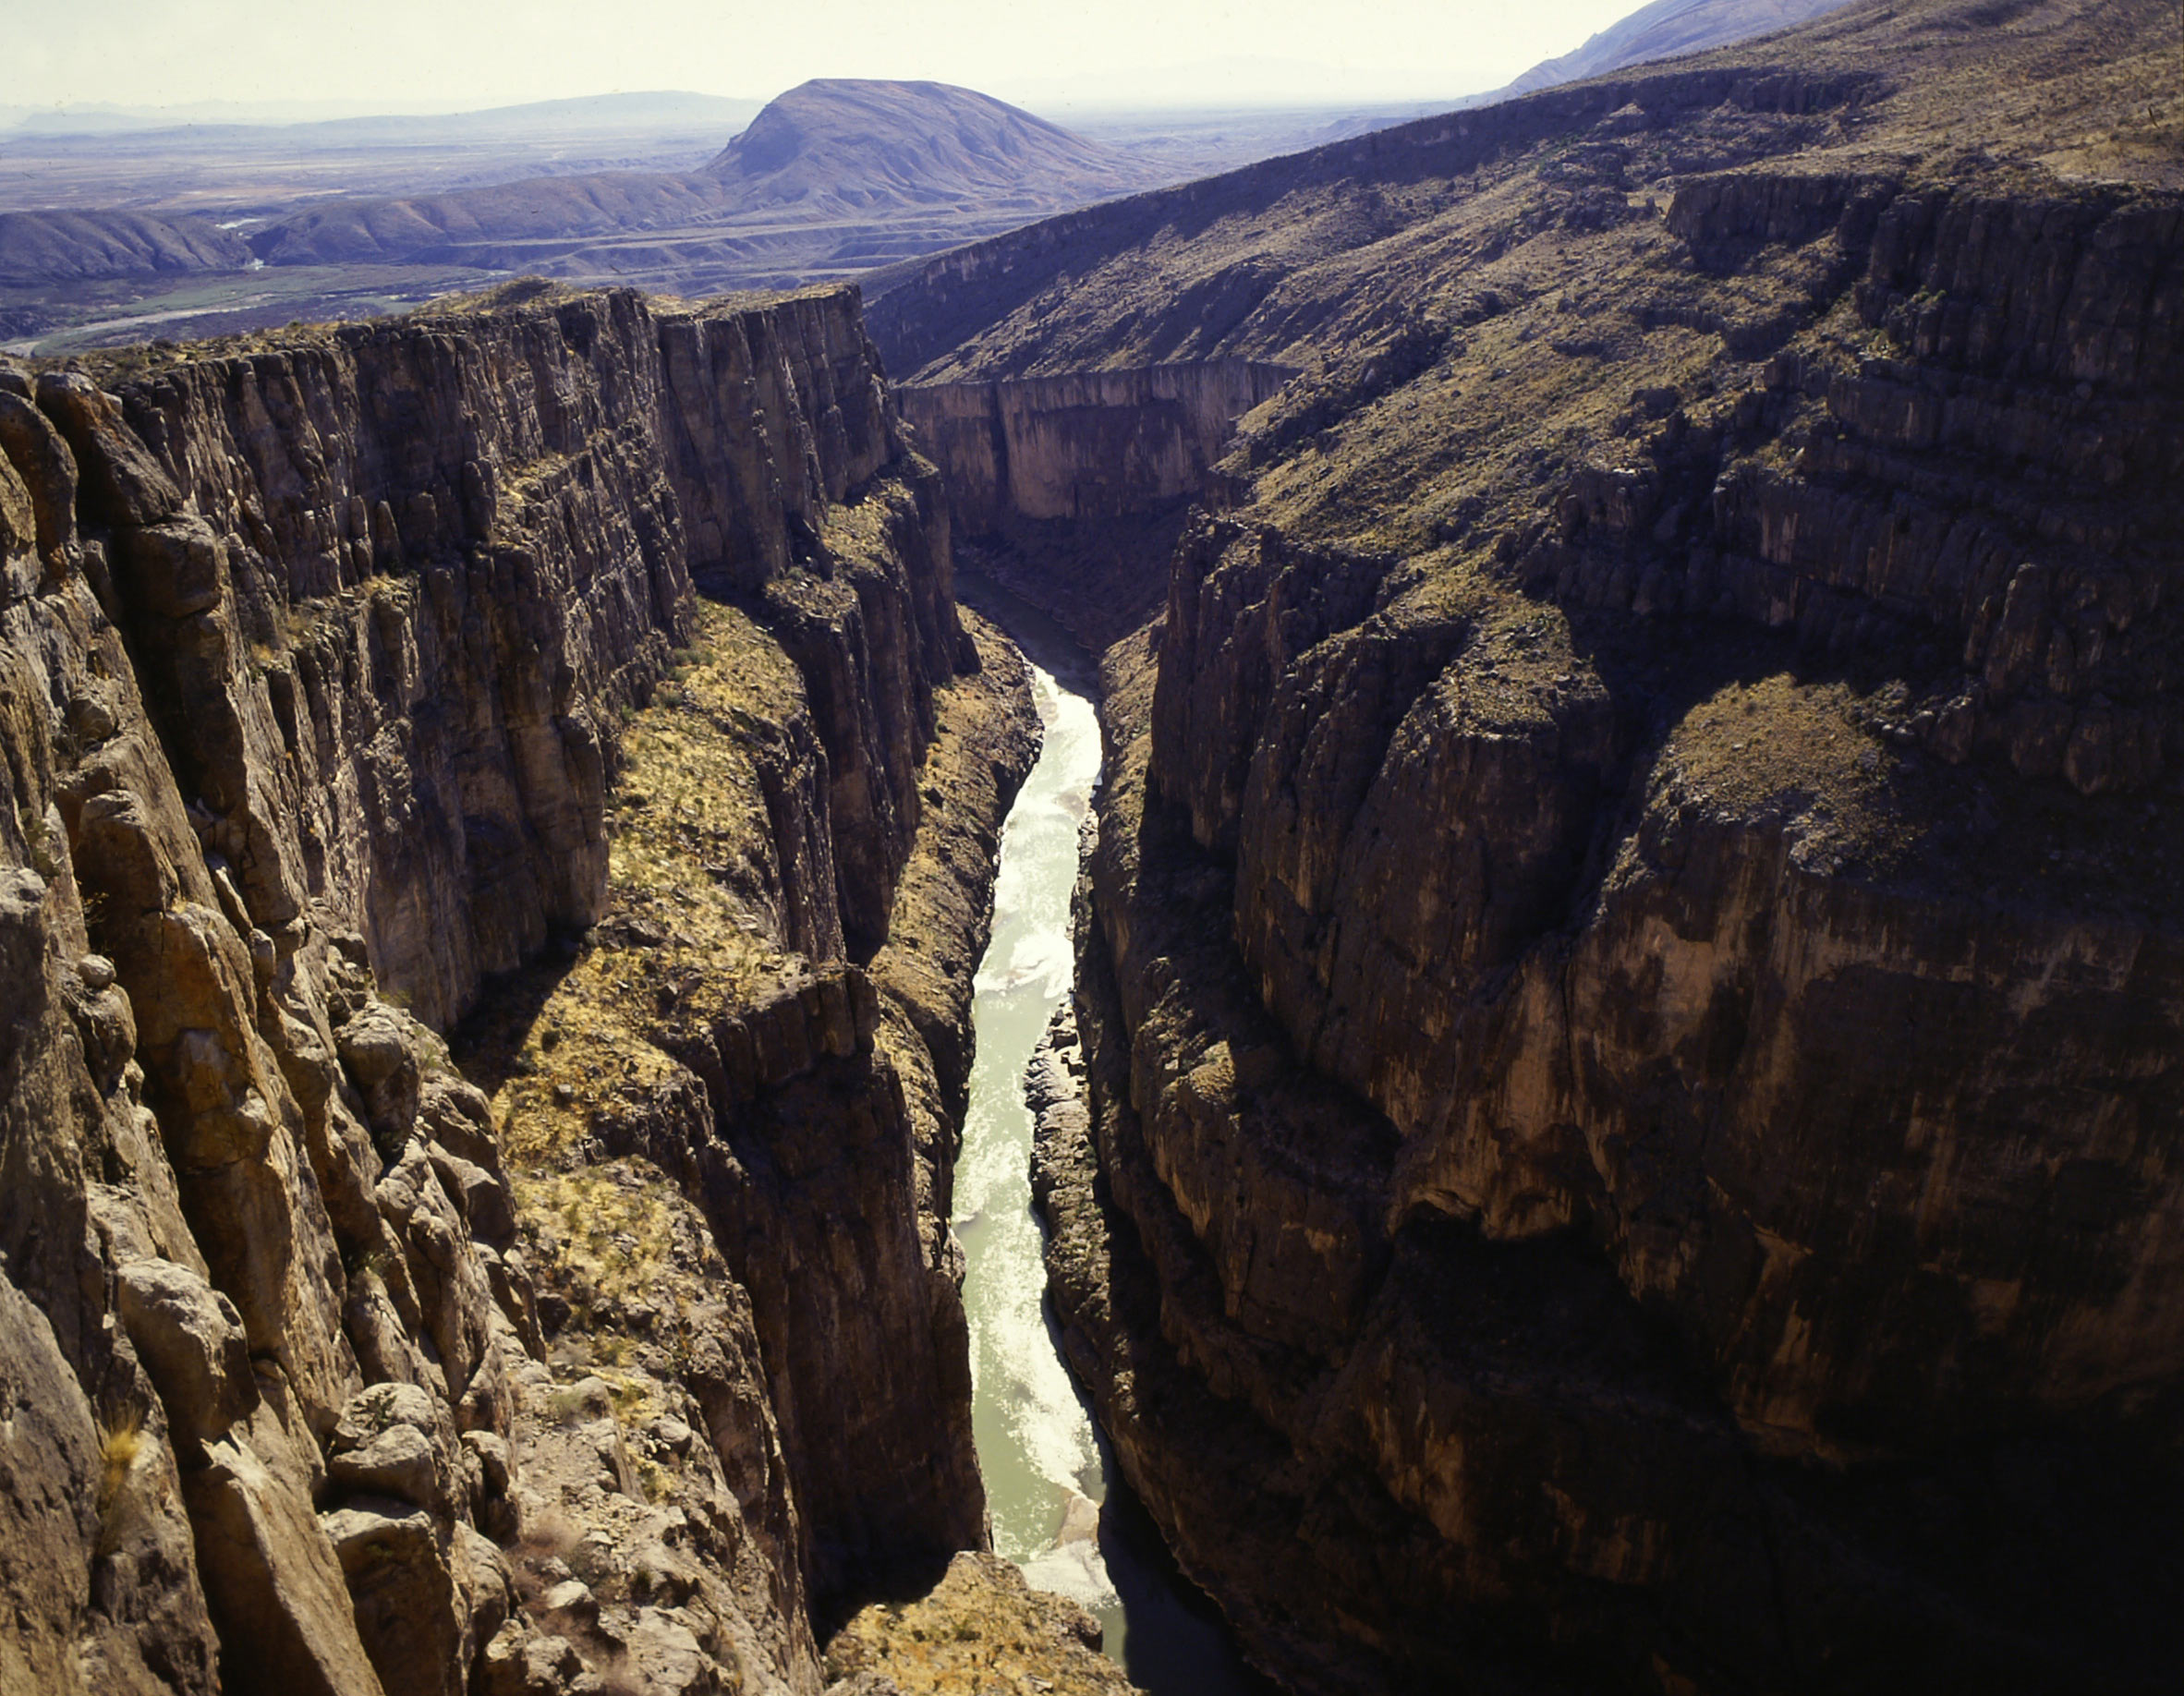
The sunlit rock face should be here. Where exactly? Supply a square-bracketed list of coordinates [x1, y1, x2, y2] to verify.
[0, 282, 1027, 1696]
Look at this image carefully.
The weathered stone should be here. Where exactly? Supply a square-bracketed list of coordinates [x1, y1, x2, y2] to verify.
[0, 387, 79, 560]
[322, 1502, 464, 1696]
[621, 1608, 725, 1695]
[34, 372, 183, 528]
[0, 1275, 223, 1696]
[0, 439, 35, 563]
[336, 1003, 421, 1151]
[328, 1382, 455, 1515]
[185, 1435, 387, 1696]
[113, 1258, 255, 1448]
[478, 1623, 583, 1696]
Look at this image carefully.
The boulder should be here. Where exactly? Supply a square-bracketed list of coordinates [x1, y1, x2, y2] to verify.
[322, 1501, 464, 1696]
[114, 1258, 255, 1448]
[184, 1435, 386, 1696]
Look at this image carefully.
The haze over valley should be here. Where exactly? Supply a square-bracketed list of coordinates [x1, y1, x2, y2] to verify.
[1, 0, 1868, 352]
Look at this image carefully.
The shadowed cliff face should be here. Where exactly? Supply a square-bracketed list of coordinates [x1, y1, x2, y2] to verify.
[0, 281, 1023, 1696]
[889, 0, 2184, 1689]
[900, 361, 1295, 664]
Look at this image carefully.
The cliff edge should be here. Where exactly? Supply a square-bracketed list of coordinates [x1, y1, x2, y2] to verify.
[0, 280, 1028, 1696]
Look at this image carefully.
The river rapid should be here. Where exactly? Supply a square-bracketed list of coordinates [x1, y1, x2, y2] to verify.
[952, 580, 1268, 1694]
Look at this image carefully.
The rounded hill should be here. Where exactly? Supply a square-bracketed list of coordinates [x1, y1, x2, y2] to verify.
[703, 78, 1159, 214]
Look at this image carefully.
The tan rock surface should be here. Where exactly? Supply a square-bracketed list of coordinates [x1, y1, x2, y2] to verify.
[0, 278, 1019, 1694]
[824, 1552, 1138, 1696]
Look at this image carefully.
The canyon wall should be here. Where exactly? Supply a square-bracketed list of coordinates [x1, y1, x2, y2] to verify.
[0, 280, 1014, 1696]
[952, 18, 2184, 1690]
[898, 361, 1291, 531]
[898, 360, 1292, 659]
[863, 64, 1883, 383]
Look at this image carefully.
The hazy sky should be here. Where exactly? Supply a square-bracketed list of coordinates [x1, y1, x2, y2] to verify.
[5, 0, 1656, 114]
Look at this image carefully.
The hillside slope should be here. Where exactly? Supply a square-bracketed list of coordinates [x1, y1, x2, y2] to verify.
[245, 172, 736, 265]
[1502, 0, 1857, 95]
[881, 0, 2184, 1688]
[0, 208, 249, 284]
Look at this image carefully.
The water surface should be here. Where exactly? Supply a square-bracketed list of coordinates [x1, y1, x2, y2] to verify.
[954, 577, 1268, 1693]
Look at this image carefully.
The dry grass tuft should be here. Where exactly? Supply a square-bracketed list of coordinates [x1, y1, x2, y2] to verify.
[96, 1408, 143, 1516]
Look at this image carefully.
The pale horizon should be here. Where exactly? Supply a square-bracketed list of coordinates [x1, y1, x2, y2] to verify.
[3, 0, 1664, 121]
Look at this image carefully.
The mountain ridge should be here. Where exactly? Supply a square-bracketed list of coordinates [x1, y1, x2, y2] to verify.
[1502, 0, 1859, 95]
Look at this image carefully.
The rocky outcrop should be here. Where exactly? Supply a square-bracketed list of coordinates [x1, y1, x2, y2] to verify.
[1542, 174, 2184, 799]
[0, 278, 1018, 1695]
[824, 1548, 1136, 1696]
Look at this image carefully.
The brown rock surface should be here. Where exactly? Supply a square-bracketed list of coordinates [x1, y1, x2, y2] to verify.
[0, 276, 1022, 1694]
[895, 0, 2184, 1689]
[900, 362, 1292, 534]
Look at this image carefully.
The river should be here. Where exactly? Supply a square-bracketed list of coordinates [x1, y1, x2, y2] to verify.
[952, 579, 1269, 1694]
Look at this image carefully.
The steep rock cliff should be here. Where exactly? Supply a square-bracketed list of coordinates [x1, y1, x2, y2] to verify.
[927, 1, 2184, 1689]
[899, 357, 1293, 661]
[0, 279, 1018, 1696]
[899, 362, 1292, 533]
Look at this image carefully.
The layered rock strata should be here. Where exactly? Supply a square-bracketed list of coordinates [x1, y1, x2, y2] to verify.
[898, 362, 1292, 533]
[0, 280, 1022, 1696]
[948, 6, 2184, 1689]
[899, 361, 1292, 656]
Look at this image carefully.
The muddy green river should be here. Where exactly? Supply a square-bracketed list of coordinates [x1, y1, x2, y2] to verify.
[952, 583, 1267, 1694]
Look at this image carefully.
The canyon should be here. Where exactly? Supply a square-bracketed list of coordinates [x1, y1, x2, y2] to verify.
[877, 0, 2184, 1689]
[1, 0, 2180, 1691]
[0, 275, 1107, 1696]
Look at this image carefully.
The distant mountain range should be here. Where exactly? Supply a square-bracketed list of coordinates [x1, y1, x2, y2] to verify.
[0, 91, 765, 137]
[0, 0, 1866, 307]
[235, 79, 1166, 284]
[1500, 0, 1858, 94]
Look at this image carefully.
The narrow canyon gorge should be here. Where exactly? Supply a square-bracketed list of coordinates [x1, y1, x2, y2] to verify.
[0, 280, 1072, 1696]
[1, 1, 2179, 1693]
[877, 3, 2184, 1688]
